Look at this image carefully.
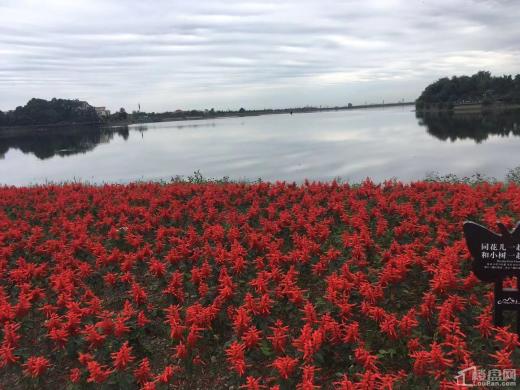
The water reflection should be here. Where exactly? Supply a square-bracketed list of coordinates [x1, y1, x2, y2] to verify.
[2, 107, 520, 186]
[0, 125, 131, 160]
[0, 121, 219, 160]
[417, 110, 520, 143]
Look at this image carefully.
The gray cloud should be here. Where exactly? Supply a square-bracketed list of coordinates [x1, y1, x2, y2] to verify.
[0, 0, 519, 112]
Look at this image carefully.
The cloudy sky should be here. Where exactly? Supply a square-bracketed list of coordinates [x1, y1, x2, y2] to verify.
[0, 0, 519, 112]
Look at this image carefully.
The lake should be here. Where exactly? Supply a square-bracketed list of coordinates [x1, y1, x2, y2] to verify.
[1, 106, 520, 186]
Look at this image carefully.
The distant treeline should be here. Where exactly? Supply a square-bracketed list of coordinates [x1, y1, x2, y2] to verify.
[128, 102, 413, 123]
[0, 98, 101, 127]
[129, 107, 321, 123]
[416, 71, 520, 110]
[1, 97, 414, 128]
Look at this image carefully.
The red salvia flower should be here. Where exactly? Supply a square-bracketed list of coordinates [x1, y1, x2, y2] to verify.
[23, 356, 51, 377]
[354, 346, 378, 371]
[267, 320, 289, 353]
[271, 356, 298, 379]
[226, 341, 247, 376]
[156, 365, 177, 383]
[86, 360, 112, 383]
[0, 342, 19, 367]
[69, 367, 82, 383]
[1, 180, 519, 387]
[134, 358, 153, 384]
[242, 326, 262, 349]
[111, 341, 135, 370]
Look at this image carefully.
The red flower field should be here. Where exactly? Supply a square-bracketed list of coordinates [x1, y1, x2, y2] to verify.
[0, 180, 519, 389]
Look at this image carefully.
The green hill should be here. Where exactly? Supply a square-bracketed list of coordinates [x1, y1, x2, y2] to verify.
[416, 71, 520, 110]
[0, 98, 101, 127]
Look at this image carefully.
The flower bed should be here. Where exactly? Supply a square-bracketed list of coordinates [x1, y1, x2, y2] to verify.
[0, 180, 519, 389]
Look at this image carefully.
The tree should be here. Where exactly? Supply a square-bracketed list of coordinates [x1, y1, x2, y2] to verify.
[416, 71, 520, 109]
[118, 108, 128, 120]
[0, 98, 100, 126]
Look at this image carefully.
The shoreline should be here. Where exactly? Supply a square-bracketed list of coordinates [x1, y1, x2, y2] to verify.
[0, 102, 415, 132]
[416, 102, 520, 114]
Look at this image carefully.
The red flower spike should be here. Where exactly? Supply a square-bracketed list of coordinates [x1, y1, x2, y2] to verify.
[111, 341, 135, 370]
[23, 356, 51, 378]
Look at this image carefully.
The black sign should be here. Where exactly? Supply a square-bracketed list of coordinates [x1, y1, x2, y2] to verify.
[463, 221, 520, 335]
[463, 221, 520, 281]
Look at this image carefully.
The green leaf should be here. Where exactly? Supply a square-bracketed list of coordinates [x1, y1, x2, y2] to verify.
[260, 340, 273, 357]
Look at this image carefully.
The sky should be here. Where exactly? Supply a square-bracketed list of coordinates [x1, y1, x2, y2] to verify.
[0, 0, 519, 112]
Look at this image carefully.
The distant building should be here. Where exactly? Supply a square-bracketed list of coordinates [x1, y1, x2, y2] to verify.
[95, 106, 111, 117]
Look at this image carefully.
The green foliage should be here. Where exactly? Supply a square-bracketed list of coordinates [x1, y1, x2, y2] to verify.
[416, 71, 520, 108]
[0, 98, 100, 127]
[425, 165, 520, 186]
[169, 170, 261, 185]
[424, 171, 497, 185]
[106, 108, 128, 122]
[506, 166, 520, 184]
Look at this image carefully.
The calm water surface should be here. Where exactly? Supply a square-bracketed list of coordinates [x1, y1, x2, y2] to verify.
[1, 106, 520, 185]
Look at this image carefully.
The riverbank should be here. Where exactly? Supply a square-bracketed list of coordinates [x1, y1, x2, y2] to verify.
[0, 121, 104, 134]
[0, 102, 415, 131]
[125, 102, 416, 125]
[416, 102, 520, 114]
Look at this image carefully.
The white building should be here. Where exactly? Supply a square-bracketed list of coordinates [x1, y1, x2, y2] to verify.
[95, 106, 111, 117]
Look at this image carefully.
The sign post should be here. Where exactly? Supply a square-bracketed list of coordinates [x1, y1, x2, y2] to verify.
[463, 221, 520, 335]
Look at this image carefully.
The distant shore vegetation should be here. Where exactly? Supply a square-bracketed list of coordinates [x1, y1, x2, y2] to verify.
[416, 71, 520, 111]
[0, 98, 101, 127]
[0, 98, 414, 129]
